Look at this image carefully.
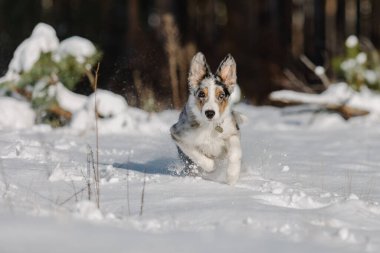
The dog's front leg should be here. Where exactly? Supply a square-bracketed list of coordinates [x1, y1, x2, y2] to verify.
[226, 135, 242, 185]
[176, 143, 215, 172]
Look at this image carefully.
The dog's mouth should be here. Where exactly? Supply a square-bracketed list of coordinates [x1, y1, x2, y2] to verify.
[205, 116, 216, 122]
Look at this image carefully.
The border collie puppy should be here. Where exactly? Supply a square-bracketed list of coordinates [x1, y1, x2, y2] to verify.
[170, 52, 242, 185]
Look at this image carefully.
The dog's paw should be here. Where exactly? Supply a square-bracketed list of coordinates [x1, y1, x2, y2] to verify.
[226, 174, 239, 186]
[226, 164, 240, 185]
[200, 158, 215, 172]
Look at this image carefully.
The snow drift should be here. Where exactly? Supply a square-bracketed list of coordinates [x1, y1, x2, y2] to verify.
[270, 82, 380, 115]
[0, 97, 35, 129]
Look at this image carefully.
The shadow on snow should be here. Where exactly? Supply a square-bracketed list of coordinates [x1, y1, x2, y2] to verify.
[113, 157, 180, 175]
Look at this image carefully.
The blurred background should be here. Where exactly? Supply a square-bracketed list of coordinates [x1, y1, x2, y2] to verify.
[0, 0, 378, 110]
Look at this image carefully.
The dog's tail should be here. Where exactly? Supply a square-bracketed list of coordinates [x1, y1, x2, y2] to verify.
[232, 110, 248, 125]
[230, 84, 241, 104]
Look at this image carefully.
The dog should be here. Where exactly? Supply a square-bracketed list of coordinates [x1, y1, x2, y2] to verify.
[170, 52, 243, 185]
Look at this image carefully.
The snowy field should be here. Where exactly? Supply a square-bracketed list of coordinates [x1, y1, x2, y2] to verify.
[1, 102, 380, 253]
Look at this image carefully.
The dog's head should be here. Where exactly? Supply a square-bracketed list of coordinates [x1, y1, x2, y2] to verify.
[188, 52, 237, 122]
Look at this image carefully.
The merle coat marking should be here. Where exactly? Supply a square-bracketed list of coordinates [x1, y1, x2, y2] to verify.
[170, 52, 242, 185]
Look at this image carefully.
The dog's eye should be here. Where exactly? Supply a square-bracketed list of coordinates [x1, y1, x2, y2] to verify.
[218, 93, 225, 100]
[198, 91, 206, 98]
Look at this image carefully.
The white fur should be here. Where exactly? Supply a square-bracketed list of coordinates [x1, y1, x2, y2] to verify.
[202, 79, 220, 120]
[226, 135, 242, 184]
[178, 100, 241, 184]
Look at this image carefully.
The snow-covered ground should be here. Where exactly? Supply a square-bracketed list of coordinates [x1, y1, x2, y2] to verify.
[1, 22, 378, 252]
[1, 103, 380, 253]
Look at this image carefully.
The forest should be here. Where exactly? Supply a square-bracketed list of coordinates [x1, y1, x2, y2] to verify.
[0, 0, 378, 109]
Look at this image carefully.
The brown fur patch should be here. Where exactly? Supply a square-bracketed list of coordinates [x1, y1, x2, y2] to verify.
[196, 87, 208, 111]
[216, 88, 228, 114]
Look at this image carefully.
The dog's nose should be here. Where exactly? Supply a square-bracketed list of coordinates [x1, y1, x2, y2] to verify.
[205, 110, 215, 119]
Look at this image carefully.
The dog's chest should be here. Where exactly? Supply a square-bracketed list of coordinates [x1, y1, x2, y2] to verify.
[190, 125, 228, 158]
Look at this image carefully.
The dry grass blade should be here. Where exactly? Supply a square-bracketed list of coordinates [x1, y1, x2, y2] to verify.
[126, 168, 131, 216]
[85, 63, 101, 209]
[59, 187, 87, 206]
[139, 168, 147, 216]
[86, 145, 92, 201]
[94, 63, 100, 209]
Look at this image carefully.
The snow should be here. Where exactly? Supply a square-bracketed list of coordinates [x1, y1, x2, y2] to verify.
[0, 23, 59, 84]
[314, 66, 325, 76]
[88, 89, 128, 117]
[8, 23, 59, 74]
[270, 82, 380, 115]
[53, 36, 97, 64]
[0, 22, 97, 85]
[74, 201, 104, 220]
[365, 70, 378, 84]
[0, 214, 338, 253]
[356, 52, 367, 65]
[1, 99, 380, 252]
[282, 165, 290, 172]
[54, 83, 88, 113]
[69, 89, 130, 133]
[341, 59, 357, 72]
[70, 90, 169, 134]
[0, 97, 35, 129]
[346, 35, 359, 48]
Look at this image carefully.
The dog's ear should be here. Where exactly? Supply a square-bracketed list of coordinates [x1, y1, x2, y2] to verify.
[216, 54, 237, 88]
[188, 52, 211, 90]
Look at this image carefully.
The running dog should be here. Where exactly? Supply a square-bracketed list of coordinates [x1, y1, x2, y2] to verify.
[170, 52, 242, 185]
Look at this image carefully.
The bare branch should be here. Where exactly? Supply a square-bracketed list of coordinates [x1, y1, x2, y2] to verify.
[300, 54, 330, 88]
[283, 69, 315, 93]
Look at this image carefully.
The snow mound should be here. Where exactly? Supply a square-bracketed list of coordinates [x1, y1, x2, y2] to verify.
[53, 36, 96, 64]
[88, 89, 128, 117]
[70, 89, 128, 132]
[74, 201, 103, 221]
[0, 97, 35, 129]
[270, 82, 380, 114]
[0, 22, 97, 85]
[270, 83, 350, 106]
[54, 83, 87, 113]
[70, 90, 170, 134]
[7, 23, 59, 77]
